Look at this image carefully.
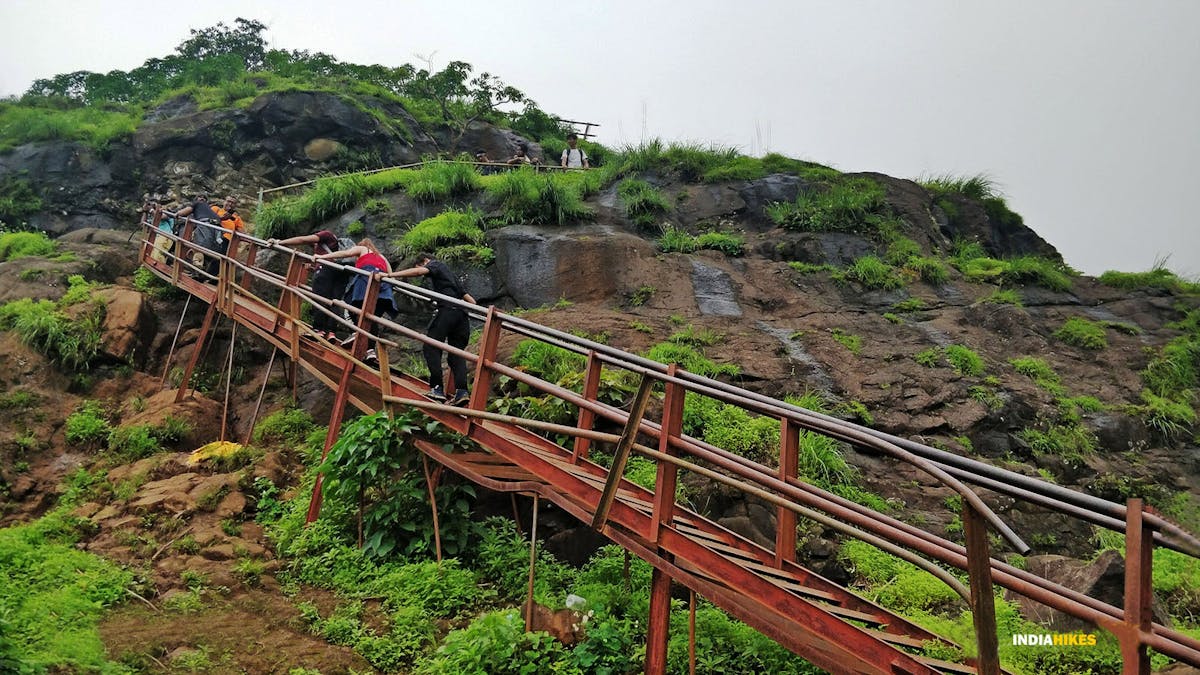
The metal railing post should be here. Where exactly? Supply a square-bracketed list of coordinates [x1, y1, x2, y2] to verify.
[963, 504, 1000, 675]
[467, 306, 503, 411]
[571, 351, 603, 463]
[1122, 498, 1153, 675]
[649, 365, 684, 543]
[775, 418, 800, 567]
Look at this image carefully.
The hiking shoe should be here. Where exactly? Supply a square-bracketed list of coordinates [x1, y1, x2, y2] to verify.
[425, 385, 447, 402]
[364, 349, 379, 367]
[448, 389, 471, 407]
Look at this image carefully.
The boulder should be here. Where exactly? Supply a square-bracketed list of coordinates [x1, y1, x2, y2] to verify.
[1007, 551, 1171, 630]
[490, 224, 655, 307]
[92, 287, 158, 365]
[737, 174, 805, 226]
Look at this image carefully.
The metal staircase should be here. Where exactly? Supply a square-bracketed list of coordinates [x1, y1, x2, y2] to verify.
[137, 206, 1200, 674]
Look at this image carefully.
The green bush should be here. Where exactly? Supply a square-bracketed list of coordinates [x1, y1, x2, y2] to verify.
[1099, 265, 1200, 294]
[365, 559, 483, 618]
[64, 400, 111, 445]
[767, 177, 888, 234]
[1138, 389, 1196, 439]
[253, 407, 316, 446]
[511, 339, 587, 384]
[830, 328, 862, 356]
[1009, 356, 1064, 395]
[982, 288, 1023, 306]
[484, 168, 592, 225]
[0, 514, 134, 672]
[415, 609, 573, 675]
[884, 237, 920, 266]
[835, 255, 903, 290]
[905, 256, 948, 285]
[944, 345, 985, 377]
[0, 176, 44, 227]
[701, 155, 768, 182]
[436, 243, 495, 267]
[658, 226, 744, 256]
[0, 231, 55, 261]
[1054, 317, 1107, 350]
[787, 261, 836, 275]
[920, 173, 999, 201]
[644, 341, 739, 378]
[1019, 423, 1096, 461]
[839, 540, 961, 613]
[0, 101, 138, 153]
[406, 161, 482, 203]
[401, 209, 485, 253]
[915, 348, 940, 368]
[617, 178, 670, 228]
[107, 424, 161, 460]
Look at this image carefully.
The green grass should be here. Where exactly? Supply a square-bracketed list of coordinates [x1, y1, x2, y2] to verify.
[893, 297, 926, 312]
[482, 167, 592, 225]
[658, 226, 745, 256]
[1053, 317, 1108, 350]
[435, 243, 495, 267]
[915, 348, 940, 368]
[617, 178, 670, 228]
[400, 209, 485, 254]
[253, 407, 316, 446]
[511, 339, 587, 384]
[644, 341, 739, 378]
[788, 261, 836, 275]
[905, 256, 949, 285]
[953, 245, 1074, 292]
[834, 255, 904, 290]
[0, 100, 139, 153]
[982, 288, 1023, 306]
[0, 493, 134, 672]
[406, 161, 482, 203]
[767, 177, 889, 234]
[919, 173, 1000, 201]
[1098, 264, 1200, 294]
[1009, 356, 1065, 396]
[0, 176, 44, 227]
[945, 345, 985, 376]
[830, 328, 862, 356]
[0, 277, 105, 371]
[0, 231, 55, 261]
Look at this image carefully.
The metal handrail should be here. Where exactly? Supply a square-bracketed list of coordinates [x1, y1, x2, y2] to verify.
[138, 187, 1200, 671]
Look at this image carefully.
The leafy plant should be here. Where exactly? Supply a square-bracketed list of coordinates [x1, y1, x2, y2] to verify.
[1054, 317, 1108, 350]
[618, 178, 670, 228]
[484, 167, 592, 225]
[830, 328, 862, 356]
[64, 400, 111, 445]
[982, 288, 1022, 306]
[628, 285, 655, 307]
[834, 255, 903, 290]
[253, 407, 316, 446]
[400, 208, 485, 254]
[768, 177, 888, 234]
[1010, 356, 1065, 396]
[405, 161, 482, 203]
[944, 345, 984, 376]
[0, 231, 55, 260]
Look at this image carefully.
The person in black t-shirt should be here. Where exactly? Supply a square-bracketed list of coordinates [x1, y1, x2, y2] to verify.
[268, 230, 350, 341]
[386, 253, 477, 405]
[175, 195, 225, 279]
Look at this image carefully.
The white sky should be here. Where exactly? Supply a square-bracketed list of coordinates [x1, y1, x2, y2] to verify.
[2, 0, 1197, 277]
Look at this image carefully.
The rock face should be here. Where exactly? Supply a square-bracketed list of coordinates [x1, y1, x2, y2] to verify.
[93, 287, 158, 365]
[3, 90, 448, 235]
[1007, 551, 1172, 630]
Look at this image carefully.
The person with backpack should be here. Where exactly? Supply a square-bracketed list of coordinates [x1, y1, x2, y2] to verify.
[385, 253, 477, 406]
[313, 238, 397, 367]
[269, 230, 352, 341]
[560, 133, 590, 169]
[174, 195, 224, 279]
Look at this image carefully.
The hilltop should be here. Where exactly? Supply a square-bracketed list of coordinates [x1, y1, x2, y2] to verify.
[1, 18, 1199, 675]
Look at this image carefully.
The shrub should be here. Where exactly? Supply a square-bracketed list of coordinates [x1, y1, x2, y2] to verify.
[768, 177, 888, 234]
[1005, 255, 1074, 292]
[65, 400, 111, 445]
[436, 243, 495, 267]
[830, 328, 862, 356]
[0, 176, 44, 227]
[617, 178, 670, 228]
[1054, 317, 1108, 350]
[835, 255, 904, 290]
[944, 345, 985, 376]
[484, 168, 591, 225]
[253, 407, 316, 446]
[905, 256, 949, 285]
[107, 424, 161, 460]
[511, 339, 587, 383]
[415, 609, 573, 675]
[406, 161, 482, 203]
[787, 261, 836, 275]
[1010, 356, 1065, 396]
[983, 288, 1023, 306]
[893, 297, 926, 312]
[0, 284, 104, 370]
[1099, 264, 1200, 294]
[365, 559, 483, 618]
[400, 209, 484, 253]
[0, 231, 55, 261]
[1138, 389, 1196, 439]
[1019, 424, 1096, 461]
[658, 226, 744, 256]
[920, 173, 999, 201]
[885, 237, 920, 266]
[839, 540, 961, 613]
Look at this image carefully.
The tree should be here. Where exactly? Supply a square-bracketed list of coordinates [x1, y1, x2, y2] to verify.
[405, 61, 528, 151]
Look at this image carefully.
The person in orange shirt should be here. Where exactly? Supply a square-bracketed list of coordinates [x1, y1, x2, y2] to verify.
[208, 195, 247, 276]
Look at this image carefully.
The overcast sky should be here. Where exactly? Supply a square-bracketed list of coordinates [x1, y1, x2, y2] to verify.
[2, 0, 1197, 277]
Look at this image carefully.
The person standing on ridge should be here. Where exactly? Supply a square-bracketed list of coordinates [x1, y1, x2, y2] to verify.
[269, 230, 350, 341]
[313, 238, 397, 367]
[560, 133, 589, 169]
[384, 253, 477, 406]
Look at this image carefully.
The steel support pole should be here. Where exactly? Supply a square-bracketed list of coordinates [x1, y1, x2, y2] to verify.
[592, 374, 655, 529]
[571, 351, 603, 463]
[468, 305, 503, 411]
[964, 504, 1000, 675]
[174, 300, 218, 403]
[525, 494, 540, 632]
[1122, 498, 1152, 675]
[649, 365, 684, 543]
[645, 565, 673, 674]
[776, 418, 800, 566]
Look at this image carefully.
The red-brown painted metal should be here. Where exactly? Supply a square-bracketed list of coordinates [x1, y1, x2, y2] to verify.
[136, 212, 1200, 674]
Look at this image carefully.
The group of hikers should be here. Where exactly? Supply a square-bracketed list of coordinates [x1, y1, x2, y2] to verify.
[473, 133, 590, 170]
[267, 233, 476, 406]
[141, 133, 593, 404]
